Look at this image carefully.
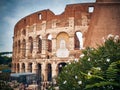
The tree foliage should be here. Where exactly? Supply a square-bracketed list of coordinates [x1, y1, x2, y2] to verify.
[57, 35, 120, 90]
[0, 54, 12, 65]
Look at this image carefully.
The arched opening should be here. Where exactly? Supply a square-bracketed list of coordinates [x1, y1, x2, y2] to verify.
[17, 63, 20, 73]
[22, 39, 26, 58]
[37, 63, 42, 84]
[37, 35, 42, 53]
[47, 34, 52, 52]
[13, 63, 16, 73]
[74, 32, 83, 50]
[58, 62, 67, 74]
[47, 63, 52, 81]
[38, 13, 42, 20]
[56, 32, 69, 58]
[22, 63, 25, 73]
[28, 63, 32, 72]
[29, 37, 33, 54]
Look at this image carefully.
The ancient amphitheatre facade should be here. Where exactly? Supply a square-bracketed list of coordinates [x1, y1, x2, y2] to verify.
[12, 0, 120, 82]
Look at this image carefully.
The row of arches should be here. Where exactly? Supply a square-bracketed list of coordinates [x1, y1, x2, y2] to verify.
[14, 31, 83, 58]
[12, 62, 67, 81]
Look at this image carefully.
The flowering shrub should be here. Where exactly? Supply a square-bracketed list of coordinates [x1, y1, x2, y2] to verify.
[57, 35, 120, 90]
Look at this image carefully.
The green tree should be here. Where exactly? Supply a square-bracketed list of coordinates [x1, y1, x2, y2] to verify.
[57, 35, 120, 90]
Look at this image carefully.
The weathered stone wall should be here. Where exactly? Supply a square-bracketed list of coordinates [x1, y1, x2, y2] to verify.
[84, 2, 120, 47]
[12, 3, 94, 81]
[12, 1, 120, 82]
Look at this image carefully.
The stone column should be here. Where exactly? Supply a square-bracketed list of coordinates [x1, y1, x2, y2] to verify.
[41, 63, 47, 81]
[36, 37, 39, 53]
[25, 63, 29, 73]
[19, 63, 22, 73]
[52, 62, 58, 78]
[32, 38, 37, 58]
[52, 37, 56, 54]
[26, 41, 30, 58]
[25, 26, 29, 59]
[20, 41, 22, 59]
[69, 34, 74, 50]
[32, 62, 37, 74]
[32, 24, 37, 58]
[41, 37, 47, 58]
[41, 21, 47, 58]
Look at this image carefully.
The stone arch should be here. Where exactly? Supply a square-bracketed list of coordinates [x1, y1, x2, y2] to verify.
[56, 32, 69, 49]
[28, 36, 33, 54]
[56, 32, 69, 57]
[46, 34, 52, 52]
[74, 31, 83, 50]
[58, 62, 67, 74]
[37, 63, 42, 83]
[28, 62, 32, 72]
[36, 35, 42, 53]
[46, 63, 52, 81]
[17, 63, 20, 73]
[22, 39, 26, 58]
[21, 63, 25, 72]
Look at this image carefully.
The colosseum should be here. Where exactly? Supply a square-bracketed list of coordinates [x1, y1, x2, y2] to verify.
[12, 0, 120, 83]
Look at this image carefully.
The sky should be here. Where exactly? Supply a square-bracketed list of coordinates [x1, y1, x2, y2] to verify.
[0, 0, 95, 52]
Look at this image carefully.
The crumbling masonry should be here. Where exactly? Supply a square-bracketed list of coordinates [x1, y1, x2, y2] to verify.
[12, 0, 120, 82]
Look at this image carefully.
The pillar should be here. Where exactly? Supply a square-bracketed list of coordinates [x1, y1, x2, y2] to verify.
[52, 62, 58, 78]
[32, 62, 37, 74]
[25, 63, 29, 73]
[19, 63, 22, 73]
[52, 38, 56, 54]
[69, 34, 74, 50]
[41, 37, 47, 58]
[41, 63, 47, 81]
[32, 38, 37, 58]
[41, 21, 47, 58]
[25, 26, 29, 58]
[32, 24, 37, 58]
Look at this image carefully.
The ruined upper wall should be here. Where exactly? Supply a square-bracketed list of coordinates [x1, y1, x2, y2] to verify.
[14, 9, 55, 31]
[84, 0, 120, 48]
[14, 3, 95, 34]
